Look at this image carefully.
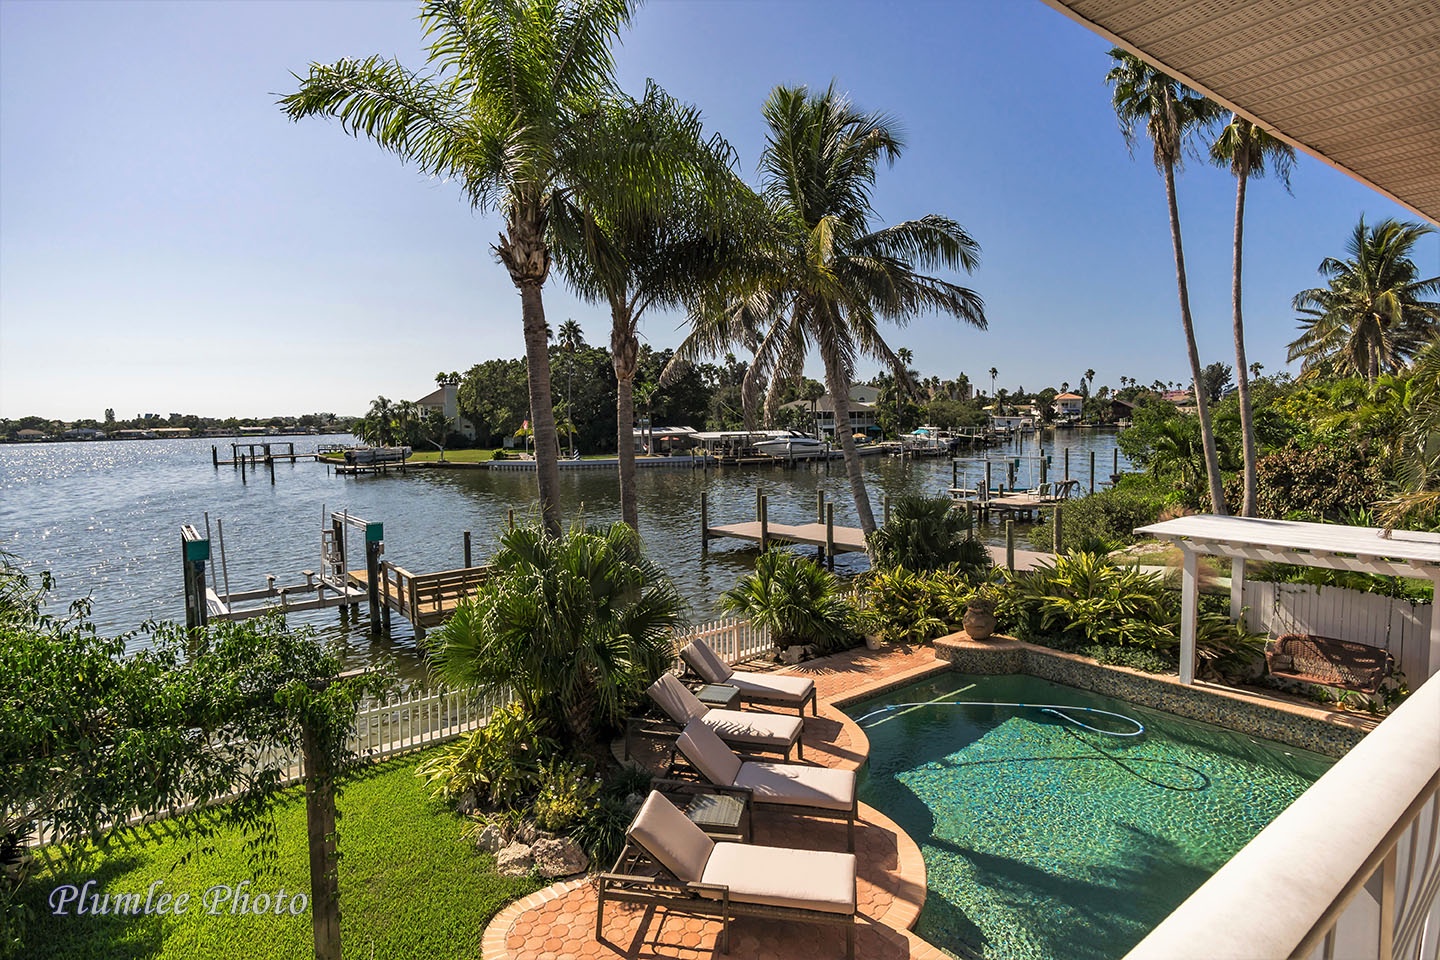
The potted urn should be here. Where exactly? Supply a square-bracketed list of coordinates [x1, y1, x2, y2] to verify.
[962, 589, 998, 641]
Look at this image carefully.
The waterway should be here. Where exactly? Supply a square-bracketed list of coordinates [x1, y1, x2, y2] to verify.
[0, 429, 1128, 674]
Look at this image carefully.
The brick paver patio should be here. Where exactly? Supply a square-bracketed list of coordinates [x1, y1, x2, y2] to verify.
[482, 644, 954, 959]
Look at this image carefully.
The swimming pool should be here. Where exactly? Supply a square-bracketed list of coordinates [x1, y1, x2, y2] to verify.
[847, 672, 1333, 960]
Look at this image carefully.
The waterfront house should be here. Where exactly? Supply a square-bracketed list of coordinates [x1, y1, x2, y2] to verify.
[781, 384, 880, 439]
[416, 382, 477, 442]
[1052, 392, 1083, 418]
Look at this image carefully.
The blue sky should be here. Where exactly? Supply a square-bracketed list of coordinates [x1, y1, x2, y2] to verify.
[1, 0, 1433, 421]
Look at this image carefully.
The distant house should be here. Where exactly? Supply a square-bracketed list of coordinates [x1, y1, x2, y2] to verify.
[1109, 397, 1135, 422]
[15, 428, 48, 441]
[62, 427, 105, 440]
[1163, 389, 1193, 405]
[416, 383, 477, 442]
[1053, 392, 1084, 417]
[780, 384, 879, 438]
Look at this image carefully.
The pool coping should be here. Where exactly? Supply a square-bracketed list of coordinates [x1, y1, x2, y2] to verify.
[930, 633, 1375, 759]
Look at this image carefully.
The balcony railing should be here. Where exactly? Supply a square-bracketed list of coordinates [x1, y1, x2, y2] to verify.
[1125, 672, 1440, 960]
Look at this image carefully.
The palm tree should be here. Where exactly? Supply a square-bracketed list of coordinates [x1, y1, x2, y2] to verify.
[366, 396, 394, 446]
[1212, 113, 1296, 517]
[557, 319, 584, 456]
[989, 367, 998, 398]
[550, 84, 747, 529]
[429, 522, 683, 750]
[281, 0, 641, 536]
[1107, 49, 1227, 514]
[687, 84, 986, 534]
[1289, 218, 1440, 383]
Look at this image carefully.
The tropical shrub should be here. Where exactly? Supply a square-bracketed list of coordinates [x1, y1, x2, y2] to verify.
[414, 701, 557, 809]
[860, 567, 973, 644]
[1245, 438, 1386, 521]
[572, 766, 651, 868]
[1080, 645, 1173, 673]
[429, 523, 685, 750]
[533, 759, 601, 832]
[1026, 480, 1173, 554]
[868, 495, 991, 575]
[1010, 552, 1178, 651]
[721, 550, 858, 654]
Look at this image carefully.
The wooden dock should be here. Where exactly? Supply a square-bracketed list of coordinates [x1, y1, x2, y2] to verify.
[347, 562, 491, 638]
[705, 519, 869, 555]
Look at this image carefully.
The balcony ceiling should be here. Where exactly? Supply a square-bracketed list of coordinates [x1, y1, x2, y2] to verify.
[1041, 0, 1440, 224]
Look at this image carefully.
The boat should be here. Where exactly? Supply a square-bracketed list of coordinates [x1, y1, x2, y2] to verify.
[753, 432, 829, 460]
[343, 445, 412, 465]
[900, 426, 957, 455]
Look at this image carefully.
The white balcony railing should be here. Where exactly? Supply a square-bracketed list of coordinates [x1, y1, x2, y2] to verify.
[1126, 672, 1440, 960]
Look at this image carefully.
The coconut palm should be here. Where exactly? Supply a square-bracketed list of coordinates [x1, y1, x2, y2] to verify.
[366, 396, 395, 445]
[1289, 218, 1440, 384]
[1107, 49, 1227, 514]
[550, 84, 749, 529]
[1211, 114, 1296, 516]
[989, 367, 998, 398]
[429, 522, 684, 750]
[281, 0, 643, 536]
[680, 84, 986, 535]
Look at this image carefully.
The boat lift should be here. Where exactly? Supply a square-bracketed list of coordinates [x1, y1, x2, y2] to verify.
[180, 508, 379, 632]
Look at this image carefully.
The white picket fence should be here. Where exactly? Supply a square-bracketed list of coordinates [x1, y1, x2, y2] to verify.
[1242, 579, 1434, 682]
[673, 615, 773, 665]
[311, 618, 770, 769]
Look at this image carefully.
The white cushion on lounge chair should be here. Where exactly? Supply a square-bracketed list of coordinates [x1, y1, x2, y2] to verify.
[648, 675, 803, 752]
[680, 641, 734, 684]
[726, 672, 815, 705]
[701, 843, 856, 915]
[680, 642, 815, 707]
[679, 720, 853, 813]
[627, 791, 714, 883]
[734, 763, 854, 813]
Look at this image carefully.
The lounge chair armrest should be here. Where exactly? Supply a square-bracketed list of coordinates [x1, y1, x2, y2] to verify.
[653, 777, 753, 800]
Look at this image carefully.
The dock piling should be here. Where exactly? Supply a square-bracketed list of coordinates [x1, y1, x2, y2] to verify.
[1005, 520, 1015, 572]
[1039, 456, 1047, 486]
[1089, 451, 1096, 494]
[816, 488, 825, 524]
[755, 487, 763, 522]
[463, 531, 472, 568]
[952, 460, 959, 488]
[759, 495, 769, 552]
[825, 503, 835, 571]
[507, 509, 515, 531]
[984, 460, 993, 502]
[1064, 448, 1070, 481]
[212, 445, 219, 468]
[1053, 505, 1064, 555]
[365, 525, 383, 635]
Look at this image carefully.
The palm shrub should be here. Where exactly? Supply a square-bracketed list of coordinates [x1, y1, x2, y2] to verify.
[533, 759, 601, 832]
[721, 550, 858, 655]
[868, 495, 992, 575]
[429, 523, 685, 752]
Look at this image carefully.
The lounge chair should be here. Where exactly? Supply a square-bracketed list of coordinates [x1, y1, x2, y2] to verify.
[676, 718, 856, 850]
[645, 673, 804, 759]
[679, 640, 818, 716]
[596, 790, 857, 958]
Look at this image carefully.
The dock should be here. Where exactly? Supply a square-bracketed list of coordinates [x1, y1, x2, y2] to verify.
[698, 489, 1055, 573]
[212, 442, 316, 466]
[181, 511, 490, 638]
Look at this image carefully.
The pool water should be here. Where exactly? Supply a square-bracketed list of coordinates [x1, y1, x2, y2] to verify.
[847, 673, 1333, 960]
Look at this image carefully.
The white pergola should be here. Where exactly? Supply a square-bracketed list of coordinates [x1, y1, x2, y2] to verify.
[1135, 515, 1440, 684]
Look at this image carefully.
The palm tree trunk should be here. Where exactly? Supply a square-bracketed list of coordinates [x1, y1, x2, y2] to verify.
[1163, 160, 1228, 514]
[498, 207, 563, 537]
[823, 361, 877, 534]
[520, 285, 563, 536]
[612, 314, 640, 532]
[1230, 165, 1259, 516]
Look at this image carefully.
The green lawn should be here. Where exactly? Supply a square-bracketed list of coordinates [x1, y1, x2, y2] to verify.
[408, 449, 494, 463]
[17, 752, 542, 960]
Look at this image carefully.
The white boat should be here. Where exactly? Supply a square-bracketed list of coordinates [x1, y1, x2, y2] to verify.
[753, 432, 828, 460]
[900, 426, 956, 455]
